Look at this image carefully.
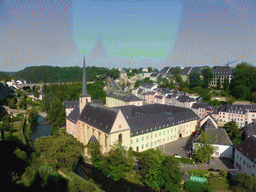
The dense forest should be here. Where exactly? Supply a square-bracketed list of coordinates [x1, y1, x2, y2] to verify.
[3, 66, 120, 83]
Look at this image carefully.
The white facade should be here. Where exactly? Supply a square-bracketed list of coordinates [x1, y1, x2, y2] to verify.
[234, 149, 256, 178]
[218, 110, 256, 128]
[193, 143, 233, 158]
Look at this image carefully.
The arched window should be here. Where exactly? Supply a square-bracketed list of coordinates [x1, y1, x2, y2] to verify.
[118, 134, 122, 143]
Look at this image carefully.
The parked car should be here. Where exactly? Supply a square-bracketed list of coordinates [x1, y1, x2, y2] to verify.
[191, 130, 197, 136]
[174, 154, 182, 158]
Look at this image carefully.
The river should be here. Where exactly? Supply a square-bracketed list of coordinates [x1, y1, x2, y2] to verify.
[30, 115, 52, 147]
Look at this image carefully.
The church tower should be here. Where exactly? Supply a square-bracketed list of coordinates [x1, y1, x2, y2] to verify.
[79, 56, 91, 114]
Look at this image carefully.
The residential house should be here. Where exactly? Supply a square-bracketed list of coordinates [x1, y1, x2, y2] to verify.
[174, 95, 196, 108]
[242, 122, 256, 139]
[139, 71, 152, 80]
[210, 66, 233, 88]
[106, 91, 143, 107]
[218, 104, 256, 128]
[154, 95, 165, 104]
[234, 135, 256, 178]
[193, 128, 233, 158]
[143, 91, 157, 104]
[192, 102, 214, 119]
[139, 83, 158, 93]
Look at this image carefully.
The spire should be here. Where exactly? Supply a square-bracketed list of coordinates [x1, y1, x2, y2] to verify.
[82, 55, 88, 96]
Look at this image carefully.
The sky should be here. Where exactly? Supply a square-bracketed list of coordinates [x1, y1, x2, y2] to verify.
[0, 0, 255, 71]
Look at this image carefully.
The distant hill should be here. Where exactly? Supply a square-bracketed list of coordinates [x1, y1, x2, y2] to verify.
[1, 65, 115, 83]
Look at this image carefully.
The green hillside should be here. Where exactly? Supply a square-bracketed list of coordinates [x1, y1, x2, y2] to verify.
[2, 65, 120, 83]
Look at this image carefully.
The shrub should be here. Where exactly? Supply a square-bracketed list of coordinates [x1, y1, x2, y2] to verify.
[219, 170, 226, 177]
[184, 180, 212, 192]
[188, 170, 209, 177]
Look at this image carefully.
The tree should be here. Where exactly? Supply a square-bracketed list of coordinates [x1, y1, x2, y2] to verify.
[216, 78, 221, 89]
[48, 96, 66, 134]
[147, 67, 153, 72]
[231, 84, 251, 100]
[223, 77, 230, 91]
[230, 173, 256, 192]
[230, 62, 256, 100]
[139, 148, 164, 191]
[223, 120, 242, 146]
[194, 131, 216, 163]
[189, 72, 202, 89]
[202, 68, 213, 89]
[161, 156, 182, 191]
[35, 132, 84, 171]
[174, 67, 181, 77]
[138, 148, 182, 191]
[0, 114, 13, 141]
[100, 142, 134, 181]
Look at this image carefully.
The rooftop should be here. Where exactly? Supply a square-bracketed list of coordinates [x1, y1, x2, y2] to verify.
[114, 104, 199, 136]
[107, 91, 142, 102]
[236, 135, 256, 164]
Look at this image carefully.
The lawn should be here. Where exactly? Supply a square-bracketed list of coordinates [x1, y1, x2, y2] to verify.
[208, 177, 232, 191]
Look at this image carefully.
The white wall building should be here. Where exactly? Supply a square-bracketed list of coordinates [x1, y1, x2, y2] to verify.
[234, 135, 256, 178]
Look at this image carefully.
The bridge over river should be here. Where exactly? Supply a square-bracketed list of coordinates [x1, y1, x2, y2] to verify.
[16, 81, 95, 91]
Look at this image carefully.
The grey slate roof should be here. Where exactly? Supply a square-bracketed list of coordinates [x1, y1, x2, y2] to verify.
[191, 102, 212, 109]
[114, 104, 199, 136]
[236, 135, 256, 164]
[212, 66, 233, 75]
[160, 67, 169, 74]
[201, 119, 217, 130]
[79, 104, 119, 134]
[67, 105, 80, 124]
[137, 88, 144, 95]
[180, 67, 192, 75]
[154, 95, 163, 99]
[243, 123, 256, 138]
[92, 99, 103, 105]
[218, 104, 256, 114]
[143, 91, 155, 96]
[150, 72, 159, 77]
[64, 100, 79, 109]
[140, 83, 156, 89]
[107, 91, 142, 102]
[177, 95, 196, 102]
[195, 128, 233, 145]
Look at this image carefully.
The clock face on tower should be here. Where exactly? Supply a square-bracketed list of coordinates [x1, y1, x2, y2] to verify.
[119, 125, 122, 128]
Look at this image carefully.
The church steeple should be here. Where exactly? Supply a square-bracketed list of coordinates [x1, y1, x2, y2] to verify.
[82, 56, 88, 96]
[80, 56, 91, 114]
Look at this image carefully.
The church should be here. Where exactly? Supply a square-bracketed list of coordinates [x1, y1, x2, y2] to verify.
[65, 58, 200, 155]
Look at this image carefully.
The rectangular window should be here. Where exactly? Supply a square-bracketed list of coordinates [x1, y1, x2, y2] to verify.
[131, 140, 133, 144]
[167, 130, 169, 134]
[244, 160, 246, 165]
[147, 135, 149, 140]
[171, 129, 172, 133]
[151, 134, 153, 139]
[151, 142, 153, 147]
[155, 133, 157, 137]
[142, 145, 144, 149]
[159, 132, 161, 136]
[167, 137, 169, 141]
[142, 136, 144, 141]
[136, 138, 139, 143]
[163, 131, 165, 135]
